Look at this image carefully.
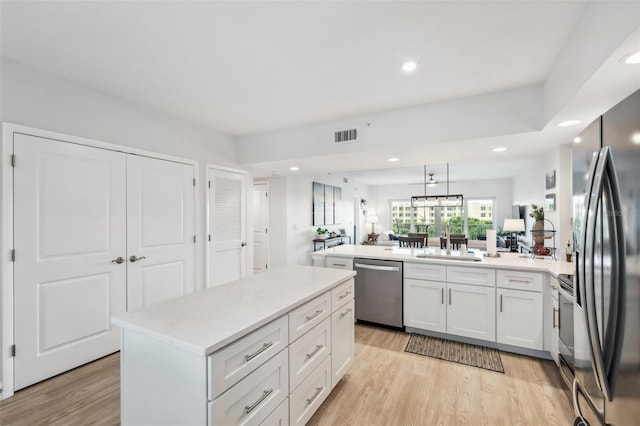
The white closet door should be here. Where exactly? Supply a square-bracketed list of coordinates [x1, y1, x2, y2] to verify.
[252, 183, 269, 274]
[126, 155, 195, 311]
[14, 134, 127, 390]
[209, 168, 247, 287]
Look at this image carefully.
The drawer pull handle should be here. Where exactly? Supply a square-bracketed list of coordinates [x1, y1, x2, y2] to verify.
[244, 388, 273, 414]
[508, 279, 531, 284]
[306, 386, 324, 405]
[500, 294, 503, 312]
[553, 308, 558, 328]
[305, 345, 323, 360]
[338, 291, 352, 300]
[333, 263, 346, 267]
[244, 342, 273, 362]
[339, 308, 352, 318]
[306, 310, 323, 322]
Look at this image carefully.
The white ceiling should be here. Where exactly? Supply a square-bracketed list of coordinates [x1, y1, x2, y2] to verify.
[1, 1, 639, 182]
[1, 1, 585, 136]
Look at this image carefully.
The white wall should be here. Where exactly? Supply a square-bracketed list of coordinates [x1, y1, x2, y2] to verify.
[258, 173, 368, 268]
[369, 178, 513, 236]
[512, 145, 572, 256]
[0, 58, 240, 392]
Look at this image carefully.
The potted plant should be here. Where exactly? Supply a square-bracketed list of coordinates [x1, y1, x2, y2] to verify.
[529, 204, 545, 253]
[316, 227, 329, 240]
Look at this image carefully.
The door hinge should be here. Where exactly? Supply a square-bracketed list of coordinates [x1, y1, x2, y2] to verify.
[10, 345, 15, 357]
[208, 180, 211, 188]
[208, 234, 211, 242]
[10, 154, 16, 167]
[11, 249, 15, 262]
[193, 178, 196, 187]
[193, 235, 196, 243]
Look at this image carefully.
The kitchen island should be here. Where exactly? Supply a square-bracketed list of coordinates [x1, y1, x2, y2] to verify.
[111, 265, 356, 426]
[313, 244, 572, 361]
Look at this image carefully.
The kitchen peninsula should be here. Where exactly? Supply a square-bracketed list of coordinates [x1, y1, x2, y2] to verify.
[111, 265, 356, 426]
[313, 244, 573, 360]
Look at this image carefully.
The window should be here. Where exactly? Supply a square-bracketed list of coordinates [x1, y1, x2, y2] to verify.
[466, 198, 495, 240]
[389, 197, 494, 240]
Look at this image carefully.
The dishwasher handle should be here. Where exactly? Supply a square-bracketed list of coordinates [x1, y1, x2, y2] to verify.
[354, 263, 400, 272]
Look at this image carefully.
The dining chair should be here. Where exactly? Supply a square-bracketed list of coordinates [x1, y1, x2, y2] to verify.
[399, 236, 424, 248]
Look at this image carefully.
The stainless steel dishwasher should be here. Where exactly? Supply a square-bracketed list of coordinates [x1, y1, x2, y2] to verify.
[354, 258, 403, 328]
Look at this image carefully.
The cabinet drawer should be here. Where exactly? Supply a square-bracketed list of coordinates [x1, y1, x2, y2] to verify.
[289, 292, 331, 343]
[447, 266, 495, 287]
[331, 278, 354, 312]
[208, 315, 288, 399]
[260, 398, 289, 426]
[289, 317, 331, 392]
[289, 355, 331, 426]
[326, 256, 353, 270]
[497, 270, 543, 292]
[209, 349, 288, 426]
[404, 262, 446, 282]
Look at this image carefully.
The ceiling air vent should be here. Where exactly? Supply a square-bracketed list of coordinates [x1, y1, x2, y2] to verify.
[334, 128, 358, 144]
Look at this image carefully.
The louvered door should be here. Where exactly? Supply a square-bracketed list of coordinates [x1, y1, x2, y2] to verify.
[208, 168, 247, 287]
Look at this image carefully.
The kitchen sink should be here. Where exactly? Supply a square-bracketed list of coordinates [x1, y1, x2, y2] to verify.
[415, 253, 482, 262]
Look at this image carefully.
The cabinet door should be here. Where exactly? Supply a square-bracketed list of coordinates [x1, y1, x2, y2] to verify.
[497, 288, 543, 350]
[447, 283, 496, 341]
[404, 278, 446, 333]
[551, 295, 560, 363]
[331, 299, 354, 389]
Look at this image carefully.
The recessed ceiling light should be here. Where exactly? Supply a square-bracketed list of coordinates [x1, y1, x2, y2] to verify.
[402, 60, 418, 73]
[556, 120, 581, 127]
[573, 137, 582, 144]
[387, 157, 399, 162]
[621, 50, 640, 65]
[492, 147, 507, 152]
[631, 132, 640, 145]
[289, 166, 299, 171]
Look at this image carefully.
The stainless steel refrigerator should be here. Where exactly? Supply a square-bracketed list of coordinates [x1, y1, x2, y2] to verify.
[572, 89, 640, 425]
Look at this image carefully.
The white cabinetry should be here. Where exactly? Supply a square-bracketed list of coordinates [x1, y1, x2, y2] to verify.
[547, 276, 560, 364]
[404, 263, 495, 341]
[404, 279, 446, 333]
[496, 270, 544, 350]
[447, 282, 496, 341]
[116, 269, 356, 426]
[330, 278, 354, 389]
[325, 256, 353, 270]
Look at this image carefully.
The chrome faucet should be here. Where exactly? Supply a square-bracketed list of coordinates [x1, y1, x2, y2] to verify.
[444, 224, 451, 255]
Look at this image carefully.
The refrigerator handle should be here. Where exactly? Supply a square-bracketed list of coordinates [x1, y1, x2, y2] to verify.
[578, 149, 600, 312]
[601, 147, 626, 400]
[583, 147, 607, 396]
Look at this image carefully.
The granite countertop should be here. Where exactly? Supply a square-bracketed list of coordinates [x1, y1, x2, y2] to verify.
[111, 265, 356, 355]
[314, 244, 574, 277]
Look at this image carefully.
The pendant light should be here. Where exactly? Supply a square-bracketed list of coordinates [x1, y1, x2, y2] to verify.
[411, 163, 464, 208]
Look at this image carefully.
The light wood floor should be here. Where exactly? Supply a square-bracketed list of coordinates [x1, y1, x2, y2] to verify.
[0, 325, 573, 425]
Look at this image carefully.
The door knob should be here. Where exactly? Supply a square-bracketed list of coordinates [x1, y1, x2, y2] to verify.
[111, 257, 125, 264]
[129, 255, 147, 263]
[241, 242, 247, 247]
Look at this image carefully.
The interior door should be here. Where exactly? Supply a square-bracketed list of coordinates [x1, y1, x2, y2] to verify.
[126, 155, 195, 311]
[252, 182, 269, 274]
[13, 134, 127, 390]
[209, 168, 247, 287]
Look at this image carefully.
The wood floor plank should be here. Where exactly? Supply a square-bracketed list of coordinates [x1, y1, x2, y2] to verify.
[0, 325, 574, 425]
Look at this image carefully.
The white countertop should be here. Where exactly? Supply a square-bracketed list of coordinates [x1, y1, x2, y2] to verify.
[111, 265, 356, 356]
[315, 244, 574, 276]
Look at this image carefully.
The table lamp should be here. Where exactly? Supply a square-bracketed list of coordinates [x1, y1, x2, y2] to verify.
[367, 215, 378, 234]
[503, 219, 525, 252]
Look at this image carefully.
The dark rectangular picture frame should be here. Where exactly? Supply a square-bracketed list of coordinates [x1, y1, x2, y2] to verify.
[545, 170, 556, 190]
